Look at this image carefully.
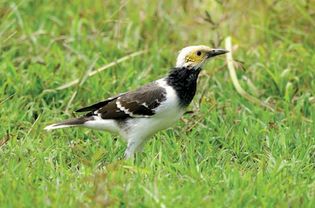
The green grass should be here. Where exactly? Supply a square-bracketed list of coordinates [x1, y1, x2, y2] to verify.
[0, 0, 314, 207]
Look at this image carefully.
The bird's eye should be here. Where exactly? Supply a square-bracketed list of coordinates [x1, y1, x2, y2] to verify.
[196, 51, 202, 56]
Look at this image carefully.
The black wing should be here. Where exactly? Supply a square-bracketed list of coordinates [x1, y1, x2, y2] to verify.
[76, 82, 167, 119]
[75, 94, 123, 113]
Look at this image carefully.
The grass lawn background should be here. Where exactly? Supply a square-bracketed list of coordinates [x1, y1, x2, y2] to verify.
[0, 0, 314, 207]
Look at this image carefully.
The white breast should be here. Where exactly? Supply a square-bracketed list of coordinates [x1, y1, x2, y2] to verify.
[154, 79, 182, 115]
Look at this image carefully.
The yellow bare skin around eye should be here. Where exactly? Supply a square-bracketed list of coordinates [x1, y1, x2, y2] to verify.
[185, 51, 204, 64]
[185, 56, 195, 62]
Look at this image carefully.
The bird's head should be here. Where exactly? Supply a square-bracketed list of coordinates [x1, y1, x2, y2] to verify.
[176, 45, 228, 69]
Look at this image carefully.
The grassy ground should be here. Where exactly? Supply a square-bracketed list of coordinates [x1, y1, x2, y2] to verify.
[0, 0, 314, 207]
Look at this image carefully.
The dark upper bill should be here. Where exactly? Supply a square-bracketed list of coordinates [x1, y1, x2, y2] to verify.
[207, 49, 229, 58]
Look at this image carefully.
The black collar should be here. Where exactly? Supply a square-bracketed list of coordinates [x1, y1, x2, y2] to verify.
[166, 67, 201, 107]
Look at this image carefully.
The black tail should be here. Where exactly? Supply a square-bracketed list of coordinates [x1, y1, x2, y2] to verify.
[44, 117, 91, 131]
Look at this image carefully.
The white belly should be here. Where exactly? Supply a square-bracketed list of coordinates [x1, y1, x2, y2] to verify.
[120, 108, 184, 141]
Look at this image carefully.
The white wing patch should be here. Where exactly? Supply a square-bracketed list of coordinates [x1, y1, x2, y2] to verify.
[116, 98, 151, 118]
[116, 99, 133, 116]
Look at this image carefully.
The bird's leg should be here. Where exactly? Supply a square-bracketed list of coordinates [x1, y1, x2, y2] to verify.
[135, 140, 147, 153]
[124, 140, 143, 159]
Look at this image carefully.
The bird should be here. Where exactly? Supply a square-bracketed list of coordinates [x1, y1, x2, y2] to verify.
[45, 45, 228, 158]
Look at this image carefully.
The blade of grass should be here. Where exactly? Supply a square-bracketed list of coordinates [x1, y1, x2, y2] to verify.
[55, 50, 147, 91]
[0, 93, 15, 106]
[225, 36, 275, 112]
[65, 55, 99, 112]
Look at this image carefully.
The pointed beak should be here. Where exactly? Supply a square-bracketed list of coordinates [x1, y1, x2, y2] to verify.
[207, 48, 229, 58]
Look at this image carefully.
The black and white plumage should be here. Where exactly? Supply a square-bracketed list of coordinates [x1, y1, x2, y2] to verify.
[45, 45, 228, 158]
